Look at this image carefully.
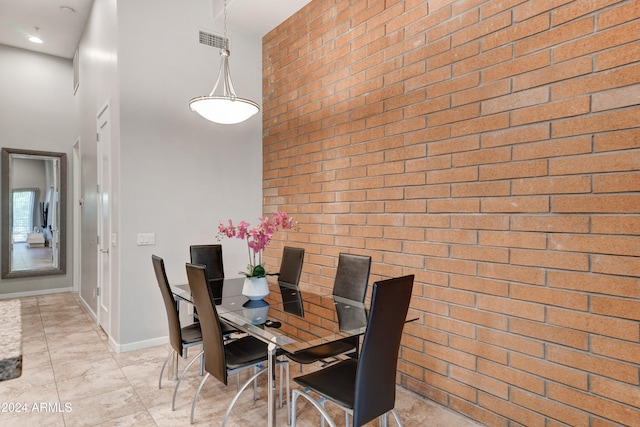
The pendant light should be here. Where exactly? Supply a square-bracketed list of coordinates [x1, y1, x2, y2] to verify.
[189, 0, 260, 124]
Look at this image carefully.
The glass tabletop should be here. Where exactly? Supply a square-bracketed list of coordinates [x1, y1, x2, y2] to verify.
[172, 278, 368, 355]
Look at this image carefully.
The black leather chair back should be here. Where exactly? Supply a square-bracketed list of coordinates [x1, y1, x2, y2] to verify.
[278, 246, 305, 287]
[353, 275, 414, 427]
[190, 244, 225, 281]
[332, 253, 371, 302]
[186, 263, 228, 385]
[152, 255, 183, 356]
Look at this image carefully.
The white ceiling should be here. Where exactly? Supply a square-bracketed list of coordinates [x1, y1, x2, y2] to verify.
[0, 0, 311, 59]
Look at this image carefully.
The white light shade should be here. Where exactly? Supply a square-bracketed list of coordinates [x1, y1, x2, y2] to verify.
[189, 48, 260, 125]
[189, 96, 259, 124]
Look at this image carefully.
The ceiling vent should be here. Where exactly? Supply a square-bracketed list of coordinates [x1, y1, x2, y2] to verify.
[198, 30, 228, 49]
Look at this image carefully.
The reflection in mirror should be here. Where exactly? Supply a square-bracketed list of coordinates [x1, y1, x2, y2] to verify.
[2, 148, 66, 279]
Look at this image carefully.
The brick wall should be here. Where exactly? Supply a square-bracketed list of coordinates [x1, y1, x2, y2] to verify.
[262, 1, 639, 425]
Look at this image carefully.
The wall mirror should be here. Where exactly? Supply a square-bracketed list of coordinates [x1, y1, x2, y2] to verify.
[2, 148, 67, 279]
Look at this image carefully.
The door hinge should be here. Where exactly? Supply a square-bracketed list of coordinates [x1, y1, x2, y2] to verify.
[97, 235, 100, 245]
[96, 133, 100, 142]
[97, 184, 101, 193]
[96, 287, 101, 296]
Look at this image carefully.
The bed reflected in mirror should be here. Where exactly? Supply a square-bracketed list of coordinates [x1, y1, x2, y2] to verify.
[2, 148, 66, 279]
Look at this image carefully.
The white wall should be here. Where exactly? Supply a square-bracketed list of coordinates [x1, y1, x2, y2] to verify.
[0, 45, 75, 295]
[78, 0, 263, 349]
[74, 0, 119, 321]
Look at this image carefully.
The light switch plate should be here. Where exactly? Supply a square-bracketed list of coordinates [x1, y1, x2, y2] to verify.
[137, 233, 156, 245]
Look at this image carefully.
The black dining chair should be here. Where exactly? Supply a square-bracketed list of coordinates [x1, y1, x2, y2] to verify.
[189, 244, 238, 336]
[152, 255, 203, 392]
[291, 274, 415, 427]
[278, 246, 305, 287]
[286, 253, 371, 367]
[184, 263, 290, 425]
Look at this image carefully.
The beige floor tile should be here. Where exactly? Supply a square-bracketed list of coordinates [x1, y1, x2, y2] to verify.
[1, 291, 483, 427]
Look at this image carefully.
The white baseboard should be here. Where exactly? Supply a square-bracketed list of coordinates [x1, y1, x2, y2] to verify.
[112, 336, 169, 353]
[0, 287, 74, 300]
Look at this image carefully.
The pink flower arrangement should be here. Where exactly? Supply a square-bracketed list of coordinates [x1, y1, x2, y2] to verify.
[217, 212, 296, 277]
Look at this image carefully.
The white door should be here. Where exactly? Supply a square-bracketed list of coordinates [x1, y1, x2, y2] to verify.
[97, 104, 111, 335]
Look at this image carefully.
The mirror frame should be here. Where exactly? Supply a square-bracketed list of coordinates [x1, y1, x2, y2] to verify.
[1, 148, 67, 279]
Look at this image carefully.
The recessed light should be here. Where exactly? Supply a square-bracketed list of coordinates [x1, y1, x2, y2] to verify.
[27, 27, 43, 44]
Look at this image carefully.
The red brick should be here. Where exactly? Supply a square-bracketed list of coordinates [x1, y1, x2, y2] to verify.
[425, 341, 477, 370]
[428, 198, 480, 213]
[592, 335, 640, 365]
[593, 84, 640, 112]
[451, 113, 510, 137]
[451, 305, 508, 330]
[591, 376, 640, 409]
[511, 96, 591, 126]
[548, 271, 640, 298]
[512, 136, 592, 160]
[513, 0, 573, 22]
[428, 135, 480, 156]
[482, 87, 549, 116]
[552, 194, 640, 213]
[479, 262, 546, 285]
[548, 346, 639, 383]
[478, 328, 544, 358]
[452, 11, 511, 47]
[593, 172, 640, 193]
[479, 230, 547, 249]
[452, 366, 509, 400]
[450, 335, 508, 364]
[511, 248, 589, 271]
[511, 388, 590, 426]
[451, 274, 509, 296]
[478, 392, 545, 427]
[553, 62, 640, 101]
[451, 244, 509, 264]
[451, 214, 510, 230]
[548, 383, 640, 426]
[515, 17, 594, 56]
[452, 80, 511, 107]
[478, 295, 545, 321]
[547, 307, 639, 341]
[510, 318, 589, 349]
[512, 176, 591, 195]
[596, 40, 640, 71]
[550, 233, 640, 257]
[592, 215, 640, 235]
[594, 128, 640, 152]
[510, 353, 588, 390]
[482, 196, 550, 213]
[482, 51, 550, 83]
[482, 13, 548, 52]
[510, 283, 588, 311]
[427, 8, 480, 43]
[482, 123, 550, 148]
[597, 0, 640, 29]
[554, 20, 640, 63]
[450, 396, 509, 427]
[478, 359, 545, 395]
[479, 159, 547, 180]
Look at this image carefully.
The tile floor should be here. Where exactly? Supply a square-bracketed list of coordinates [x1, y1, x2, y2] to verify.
[0, 292, 482, 426]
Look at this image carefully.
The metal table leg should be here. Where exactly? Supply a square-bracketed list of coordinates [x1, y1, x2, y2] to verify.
[268, 339, 277, 427]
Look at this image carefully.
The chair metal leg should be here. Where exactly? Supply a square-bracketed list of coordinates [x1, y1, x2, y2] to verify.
[291, 388, 338, 427]
[172, 350, 204, 410]
[159, 349, 176, 389]
[222, 366, 268, 427]
[390, 409, 403, 427]
[190, 372, 211, 424]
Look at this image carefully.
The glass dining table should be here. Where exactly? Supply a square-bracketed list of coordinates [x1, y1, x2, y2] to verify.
[172, 277, 368, 427]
